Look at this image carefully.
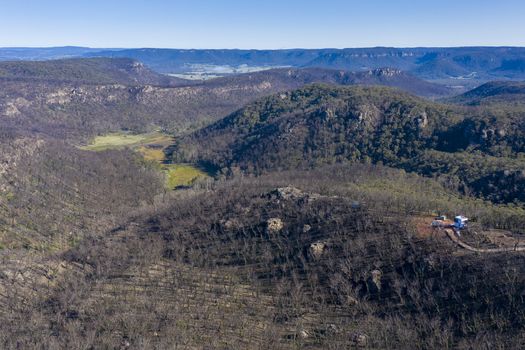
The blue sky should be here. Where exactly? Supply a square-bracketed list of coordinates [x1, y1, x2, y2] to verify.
[0, 0, 524, 48]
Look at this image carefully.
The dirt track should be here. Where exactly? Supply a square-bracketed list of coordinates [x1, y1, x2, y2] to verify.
[444, 229, 525, 253]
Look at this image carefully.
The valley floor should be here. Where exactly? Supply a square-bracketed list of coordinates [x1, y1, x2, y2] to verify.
[81, 131, 211, 189]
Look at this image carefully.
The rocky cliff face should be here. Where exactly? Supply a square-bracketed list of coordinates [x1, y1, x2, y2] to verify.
[367, 68, 403, 77]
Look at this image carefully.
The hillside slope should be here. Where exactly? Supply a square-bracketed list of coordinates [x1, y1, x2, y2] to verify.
[0, 57, 190, 86]
[4, 165, 525, 348]
[0, 61, 451, 141]
[0, 135, 164, 324]
[447, 81, 525, 106]
[170, 84, 525, 203]
[0, 77, 297, 139]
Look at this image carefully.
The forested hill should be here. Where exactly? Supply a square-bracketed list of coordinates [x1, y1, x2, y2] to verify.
[447, 81, 525, 106]
[170, 84, 525, 204]
[0, 57, 191, 86]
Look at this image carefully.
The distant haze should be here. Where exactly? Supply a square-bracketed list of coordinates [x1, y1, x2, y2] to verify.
[0, 0, 524, 48]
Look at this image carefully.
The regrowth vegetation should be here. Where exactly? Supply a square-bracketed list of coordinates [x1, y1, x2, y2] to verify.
[3, 165, 525, 349]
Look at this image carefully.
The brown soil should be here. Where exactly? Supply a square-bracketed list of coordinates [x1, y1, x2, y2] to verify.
[413, 216, 452, 239]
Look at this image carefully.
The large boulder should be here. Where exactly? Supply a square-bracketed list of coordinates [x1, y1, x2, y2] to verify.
[267, 186, 320, 203]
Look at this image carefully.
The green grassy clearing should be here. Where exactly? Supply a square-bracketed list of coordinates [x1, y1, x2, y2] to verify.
[137, 146, 166, 162]
[164, 164, 209, 189]
[81, 132, 174, 152]
[81, 131, 211, 188]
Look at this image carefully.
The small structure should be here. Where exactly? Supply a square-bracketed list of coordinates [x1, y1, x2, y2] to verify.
[430, 215, 468, 231]
[431, 215, 448, 228]
[431, 219, 446, 228]
[454, 215, 469, 230]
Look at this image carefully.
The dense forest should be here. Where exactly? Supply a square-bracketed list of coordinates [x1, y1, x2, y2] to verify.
[170, 84, 525, 204]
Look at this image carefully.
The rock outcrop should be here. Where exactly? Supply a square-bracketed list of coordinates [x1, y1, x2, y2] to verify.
[268, 186, 320, 203]
[266, 218, 284, 233]
[309, 242, 327, 259]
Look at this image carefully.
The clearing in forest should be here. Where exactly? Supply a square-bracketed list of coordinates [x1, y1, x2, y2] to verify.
[80, 132, 173, 152]
[81, 131, 210, 188]
[164, 164, 209, 188]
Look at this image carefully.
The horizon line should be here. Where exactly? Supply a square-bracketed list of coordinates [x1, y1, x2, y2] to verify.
[3, 45, 525, 51]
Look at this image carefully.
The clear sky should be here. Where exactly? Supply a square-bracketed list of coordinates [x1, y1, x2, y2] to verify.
[0, 0, 524, 49]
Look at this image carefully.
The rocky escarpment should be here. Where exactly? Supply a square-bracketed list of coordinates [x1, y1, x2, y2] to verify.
[0, 78, 290, 139]
[0, 60, 453, 142]
[366, 67, 403, 77]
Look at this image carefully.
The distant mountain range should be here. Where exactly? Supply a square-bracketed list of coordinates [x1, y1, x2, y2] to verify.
[2, 46, 525, 83]
[203, 67, 454, 98]
[0, 54, 453, 97]
[0, 46, 103, 60]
